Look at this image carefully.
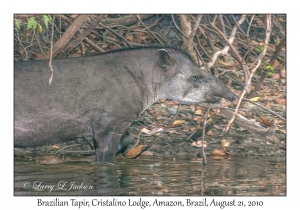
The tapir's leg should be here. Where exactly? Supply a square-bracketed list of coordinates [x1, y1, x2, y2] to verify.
[94, 131, 121, 162]
[91, 114, 123, 162]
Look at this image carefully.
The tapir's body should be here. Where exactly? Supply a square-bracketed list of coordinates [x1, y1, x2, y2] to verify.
[14, 47, 235, 162]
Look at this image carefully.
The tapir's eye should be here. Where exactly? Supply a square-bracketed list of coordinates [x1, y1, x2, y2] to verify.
[191, 76, 200, 83]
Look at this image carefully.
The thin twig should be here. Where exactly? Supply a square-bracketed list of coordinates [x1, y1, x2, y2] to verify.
[207, 15, 249, 90]
[171, 15, 188, 39]
[84, 37, 105, 52]
[61, 14, 106, 57]
[99, 22, 133, 47]
[247, 15, 256, 37]
[135, 14, 164, 45]
[208, 15, 246, 64]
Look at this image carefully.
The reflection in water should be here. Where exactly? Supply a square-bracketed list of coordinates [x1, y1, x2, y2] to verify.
[14, 155, 286, 196]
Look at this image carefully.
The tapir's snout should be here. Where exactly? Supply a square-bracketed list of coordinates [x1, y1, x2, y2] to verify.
[215, 87, 236, 102]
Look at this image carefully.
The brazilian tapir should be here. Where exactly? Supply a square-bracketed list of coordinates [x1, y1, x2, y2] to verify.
[14, 47, 236, 162]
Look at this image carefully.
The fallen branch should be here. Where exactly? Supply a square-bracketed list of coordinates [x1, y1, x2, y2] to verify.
[220, 108, 275, 136]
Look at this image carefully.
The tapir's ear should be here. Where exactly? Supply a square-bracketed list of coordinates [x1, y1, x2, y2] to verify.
[158, 49, 172, 68]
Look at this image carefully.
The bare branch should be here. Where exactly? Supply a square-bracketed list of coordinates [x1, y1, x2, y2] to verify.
[181, 15, 202, 50]
[225, 15, 273, 132]
[206, 15, 247, 68]
[59, 15, 106, 57]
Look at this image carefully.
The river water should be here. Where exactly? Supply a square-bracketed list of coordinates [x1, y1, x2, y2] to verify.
[14, 155, 285, 196]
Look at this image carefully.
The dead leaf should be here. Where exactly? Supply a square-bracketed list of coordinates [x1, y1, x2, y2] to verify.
[280, 68, 286, 78]
[275, 98, 286, 104]
[191, 140, 207, 148]
[125, 33, 134, 42]
[250, 97, 261, 102]
[126, 145, 148, 158]
[272, 73, 280, 80]
[149, 127, 164, 135]
[211, 149, 227, 156]
[278, 129, 286, 134]
[222, 140, 230, 147]
[191, 126, 202, 132]
[169, 130, 177, 134]
[195, 109, 203, 115]
[263, 85, 271, 92]
[210, 139, 231, 157]
[196, 140, 207, 147]
[206, 130, 214, 136]
[51, 145, 60, 150]
[272, 60, 283, 70]
[134, 32, 147, 44]
[141, 127, 150, 134]
[259, 116, 272, 126]
[173, 120, 185, 127]
[209, 109, 216, 119]
[141, 151, 153, 156]
[192, 117, 201, 123]
[148, 122, 163, 134]
[150, 110, 157, 118]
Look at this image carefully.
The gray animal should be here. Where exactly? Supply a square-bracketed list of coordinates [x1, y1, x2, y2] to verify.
[14, 47, 235, 162]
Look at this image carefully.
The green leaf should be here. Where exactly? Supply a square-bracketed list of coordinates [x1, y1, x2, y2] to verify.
[256, 46, 264, 53]
[37, 23, 43, 34]
[15, 19, 22, 30]
[266, 63, 274, 71]
[27, 16, 37, 30]
[47, 15, 53, 23]
[42, 15, 52, 29]
[267, 71, 273, 76]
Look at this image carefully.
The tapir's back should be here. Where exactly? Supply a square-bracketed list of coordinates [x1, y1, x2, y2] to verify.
[14, 48, 159, 147]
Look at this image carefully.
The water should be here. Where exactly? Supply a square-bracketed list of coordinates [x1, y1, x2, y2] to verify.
[14, 155, 286, 196]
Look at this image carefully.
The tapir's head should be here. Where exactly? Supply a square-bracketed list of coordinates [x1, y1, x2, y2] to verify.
[156, 49, 236, 104]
